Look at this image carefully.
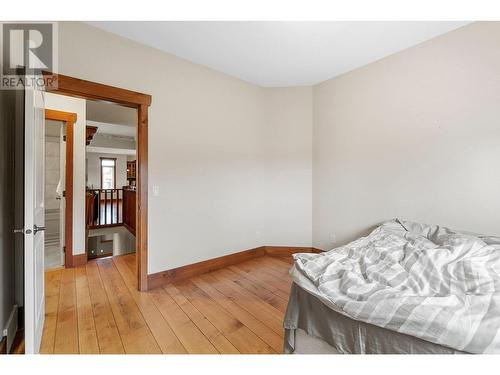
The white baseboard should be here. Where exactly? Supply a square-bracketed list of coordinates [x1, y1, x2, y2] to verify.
[2, 305, 18, 353]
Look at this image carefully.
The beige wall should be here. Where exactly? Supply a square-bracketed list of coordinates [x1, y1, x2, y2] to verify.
[58, 22, 313, 273]
[313, 22, 500, 250]
[261, 87, 313, 245]
[57, 21, 496, 269]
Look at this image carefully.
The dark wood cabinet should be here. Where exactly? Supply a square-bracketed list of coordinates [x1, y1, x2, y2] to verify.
[127, 160, 136, 181]
[123, 188, 136, 235]
[86, 126, 98, 145]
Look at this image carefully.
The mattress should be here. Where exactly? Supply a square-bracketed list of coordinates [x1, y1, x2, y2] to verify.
[284, 282, 467, 354]
[292, 219, 500, 353]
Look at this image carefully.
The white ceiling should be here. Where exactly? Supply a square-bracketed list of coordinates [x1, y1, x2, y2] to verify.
[86, 146, 136, 156]
[87, 21, 470, 87]
[86, 100, 136, 127]
[87, 120, 136, 137]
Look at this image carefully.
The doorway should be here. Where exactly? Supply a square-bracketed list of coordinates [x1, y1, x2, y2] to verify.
[85, 100, 138, 261]
[43, 119, 65, 269]
[44, 72, 151, 291]
[44, 109, 76, 268]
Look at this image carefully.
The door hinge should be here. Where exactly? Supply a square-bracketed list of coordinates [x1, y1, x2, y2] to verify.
[63, 135, 66, 142]
[63, 246, 66, 253]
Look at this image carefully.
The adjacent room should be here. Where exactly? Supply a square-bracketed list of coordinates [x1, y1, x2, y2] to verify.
[43, 119, 65, 270]
[2, 19, 500, 358]
[85, 100, 137, 261]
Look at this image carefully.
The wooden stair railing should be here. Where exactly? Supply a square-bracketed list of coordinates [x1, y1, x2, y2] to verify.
[86, 189, 124, 228]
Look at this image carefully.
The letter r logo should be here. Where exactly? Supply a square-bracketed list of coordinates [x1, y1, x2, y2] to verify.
[2, 23, 54, 76]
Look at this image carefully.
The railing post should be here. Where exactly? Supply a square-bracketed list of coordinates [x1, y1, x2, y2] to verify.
[111, 189, 114, 224]
[118, 189, 120, 224]
[105, 190, 109, 225]
[98, 189, 101, 225]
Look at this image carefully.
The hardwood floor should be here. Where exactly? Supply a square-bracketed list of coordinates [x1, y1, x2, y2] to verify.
[40, 254, 293, 354]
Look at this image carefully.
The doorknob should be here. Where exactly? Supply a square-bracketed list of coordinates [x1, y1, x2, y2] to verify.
[33, 225, 46, 234]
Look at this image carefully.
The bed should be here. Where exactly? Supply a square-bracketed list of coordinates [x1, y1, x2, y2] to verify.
[284, 219, 500, 354]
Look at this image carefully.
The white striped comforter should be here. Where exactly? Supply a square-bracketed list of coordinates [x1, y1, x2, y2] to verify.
[293, 219, 500, 353]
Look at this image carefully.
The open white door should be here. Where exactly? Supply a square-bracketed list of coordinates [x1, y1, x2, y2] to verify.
[24, 84, 46, 354]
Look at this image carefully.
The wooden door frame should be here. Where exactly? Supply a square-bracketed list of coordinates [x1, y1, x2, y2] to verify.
[44, 72, 151, 291]
[44, 109, 77, 268]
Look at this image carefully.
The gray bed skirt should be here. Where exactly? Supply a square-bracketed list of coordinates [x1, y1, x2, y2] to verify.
[284, 283, 467, 354]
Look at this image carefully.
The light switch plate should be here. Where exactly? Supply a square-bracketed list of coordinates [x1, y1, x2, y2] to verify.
[153, 185, 160, 196]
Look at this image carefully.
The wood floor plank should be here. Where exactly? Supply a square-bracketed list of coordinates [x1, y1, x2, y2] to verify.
[75, 266, 100, 353]
[176, 279, 276, 354]
[269, 256, 294, 265]
[45, 269, 63, 296]
[191, 274, 283, 352]
[164, 283, 240, 354]
[258, 256, 294, 273]
[216, 267, 288, 313]
[40, 269, 62, 354]
[237, 260, 292, 295]
[253, 257, 293, 282]
[53, 268, 79, 354]
[264, 255, 295, 268]
[227, 264, 288, 300]
[41, 254, 293, 355]
[228, 264, 290, 300]
[208, 269, 285, 335]
[85, 261, 125, 354]
[113, 256, 187, 354]
[246, 258, 293, 285]
[97, 258, 161, 354]
[147, 283, 218, 354]
[123, 253, 136, 275]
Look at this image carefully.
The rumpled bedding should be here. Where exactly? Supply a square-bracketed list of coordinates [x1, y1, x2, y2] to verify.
[293, 219, 500, 353]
